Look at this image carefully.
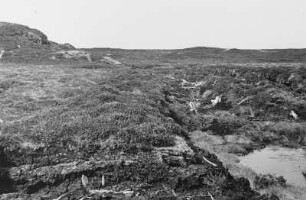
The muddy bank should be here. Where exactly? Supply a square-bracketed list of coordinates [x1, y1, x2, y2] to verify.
[190, 131, 306, 200]
[0, 138, 273, 200]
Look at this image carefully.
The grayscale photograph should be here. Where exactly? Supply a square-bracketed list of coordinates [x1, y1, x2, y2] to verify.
[0, 0, 306, 199]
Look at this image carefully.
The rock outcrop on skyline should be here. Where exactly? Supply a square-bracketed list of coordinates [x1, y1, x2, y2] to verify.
[0, 22, 76, 62]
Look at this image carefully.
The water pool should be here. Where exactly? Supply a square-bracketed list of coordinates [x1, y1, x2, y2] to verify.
[239, 146, 306, 187]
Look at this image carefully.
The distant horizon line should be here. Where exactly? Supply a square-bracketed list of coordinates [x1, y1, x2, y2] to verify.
[78, 45, 306, 51]
[1, 21, 306, 51]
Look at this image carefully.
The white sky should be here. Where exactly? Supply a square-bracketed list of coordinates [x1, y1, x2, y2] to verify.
[0, 0, 306, 49]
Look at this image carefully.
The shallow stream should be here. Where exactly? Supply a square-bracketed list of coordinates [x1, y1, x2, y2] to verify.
[239, 146, 306, 187]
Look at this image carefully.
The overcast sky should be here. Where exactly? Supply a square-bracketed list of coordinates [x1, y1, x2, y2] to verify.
[0, 0, 305, 49]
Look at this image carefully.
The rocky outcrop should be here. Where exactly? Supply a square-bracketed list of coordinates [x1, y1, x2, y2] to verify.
[101, 56, 122, 65]
[51, 50, 92, 62]
[60, 43, 76, 50]
[0, 22, 49, 45]
[0, 22, 80, 62]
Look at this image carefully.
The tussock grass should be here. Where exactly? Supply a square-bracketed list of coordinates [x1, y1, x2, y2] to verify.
[0, 63, 183, 166]
[1, 45, 306, 199]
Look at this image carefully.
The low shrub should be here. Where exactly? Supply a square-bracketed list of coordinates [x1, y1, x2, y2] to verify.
[268, 122, 306, 144]
[201, 111, 246, 136]
[254, 174, 286, 190]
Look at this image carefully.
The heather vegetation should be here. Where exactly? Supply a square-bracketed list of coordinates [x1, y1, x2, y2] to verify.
[1, 22, 306, 200]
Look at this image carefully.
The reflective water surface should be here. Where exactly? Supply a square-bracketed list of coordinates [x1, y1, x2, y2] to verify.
[240, 146, 306, 187]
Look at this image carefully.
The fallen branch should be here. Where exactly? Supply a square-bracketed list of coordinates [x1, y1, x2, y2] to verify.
[290, 110, 298, 120]
[237, 96, 253, 105]
[280, 135, 289, 142]
[203, 156, 217, 167]
[161, 184, 168, 191]
[89, 189, 134, 197]
[101, 174, 106, 187]
[208, 192, 215, 200]
[0, 50, 5, 59]
[211, 96, 221, 107]
[203, 104, 213, 109]
[171, 189, 177, 197]
[161, 184, 172, 194]
[78, 197, 92, 200]
[52, 192, 70, 200]
[82, 79, 97, 85]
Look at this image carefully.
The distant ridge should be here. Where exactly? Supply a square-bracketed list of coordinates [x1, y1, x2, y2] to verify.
[1, 22, 306, 63]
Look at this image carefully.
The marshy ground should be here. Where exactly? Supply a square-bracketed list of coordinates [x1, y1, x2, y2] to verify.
[1, 23, 306, 200]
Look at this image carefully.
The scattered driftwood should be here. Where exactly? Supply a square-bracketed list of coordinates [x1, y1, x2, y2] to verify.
[8, 159, 136, 189]
[53, 189, 134, 200]
[101, 56, 122, 65]
[89, 189, 134, 197]
[181, 79, 189, 87]
[161, 184, 171, 194]
[52, 192, 70, 200]
[193, 81, 205, 87]
[203, 95, 222, 109]
[171, 189, 177, 197]
[101, 174, 106, 187]
[189, 101, 200, 113]
[0, 50, 5, 59]
[203, 156, 217, 167]
[208, 192, 215, 200]
[181, 79, 205, 89]
[237, 96, 253, 105]
[280, 135, 289, 142]
[250, 107, 255, 118]
[202, 90, 213, 99]
[290, 110, 298, 120]
[81, 174, 89, 187]
[211, 96, 221, 107]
